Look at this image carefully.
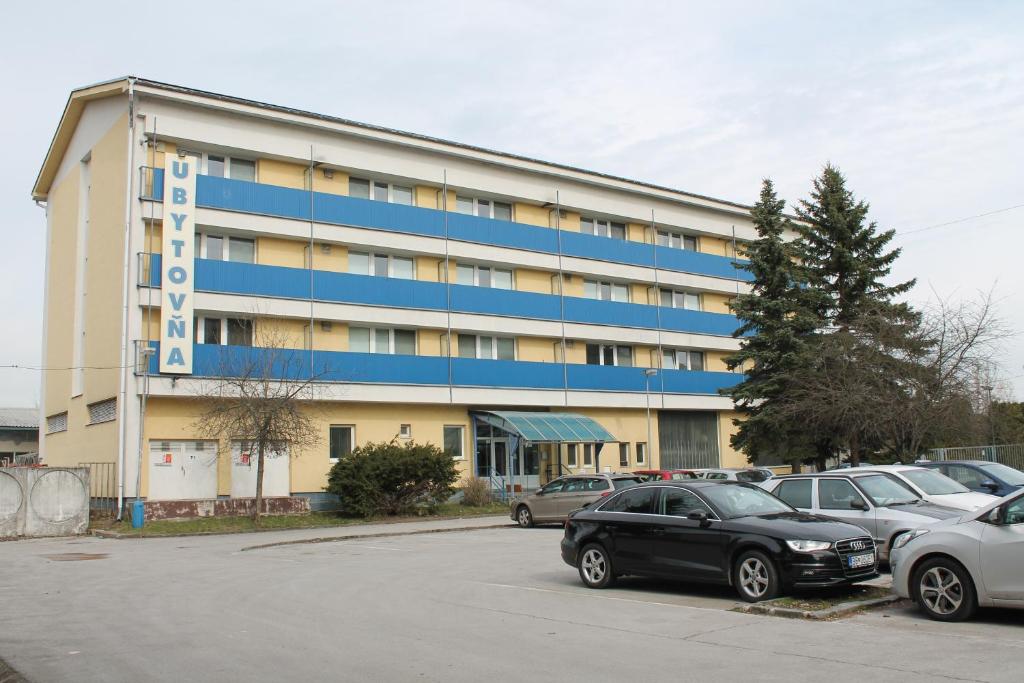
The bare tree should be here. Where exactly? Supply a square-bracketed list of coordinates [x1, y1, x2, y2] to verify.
[192, 324, 322, 523]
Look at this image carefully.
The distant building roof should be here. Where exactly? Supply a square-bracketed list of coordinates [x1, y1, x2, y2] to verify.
[0, 408, 38, 430]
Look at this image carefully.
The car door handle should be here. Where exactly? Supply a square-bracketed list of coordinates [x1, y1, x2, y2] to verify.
[650, 527, 665, 536]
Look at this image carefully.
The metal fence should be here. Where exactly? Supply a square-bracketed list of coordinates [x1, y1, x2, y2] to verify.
[78, 462, 117, 514]
[927, 444, 1024, 471]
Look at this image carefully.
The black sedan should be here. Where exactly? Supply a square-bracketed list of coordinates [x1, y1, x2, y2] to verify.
[560, 480, 879, 602]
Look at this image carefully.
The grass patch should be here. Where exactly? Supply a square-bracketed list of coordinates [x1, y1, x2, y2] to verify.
[99, 501, 510, 538]
[766, 585, 893, 611]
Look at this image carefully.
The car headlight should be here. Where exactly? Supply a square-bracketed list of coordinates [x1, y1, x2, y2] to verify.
[785, 540, 833, 552]
[891, 528, 929, 551]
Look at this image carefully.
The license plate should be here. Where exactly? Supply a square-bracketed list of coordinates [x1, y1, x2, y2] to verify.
[848, 552, 875, 569]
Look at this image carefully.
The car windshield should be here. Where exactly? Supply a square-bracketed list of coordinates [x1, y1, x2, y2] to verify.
[736, 470, 771, 483]
[670, 472, 698, 480]
[700, 484, 794, 519]
[613, 478, 642, 490]
[855, 474, 919, 506]
[980, 463, 1024, 486]
[901, 469, 969, 495]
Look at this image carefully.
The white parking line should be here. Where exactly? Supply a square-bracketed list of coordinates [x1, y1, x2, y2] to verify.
[476, 581, 738, 613]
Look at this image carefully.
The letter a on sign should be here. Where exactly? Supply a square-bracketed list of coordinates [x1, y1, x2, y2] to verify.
[160, 153, 196, 374]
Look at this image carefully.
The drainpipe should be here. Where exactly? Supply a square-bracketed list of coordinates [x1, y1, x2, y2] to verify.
[115, 77, 138, 520]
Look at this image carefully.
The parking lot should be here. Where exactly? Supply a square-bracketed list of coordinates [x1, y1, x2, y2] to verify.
[2, 522, 1023, 682]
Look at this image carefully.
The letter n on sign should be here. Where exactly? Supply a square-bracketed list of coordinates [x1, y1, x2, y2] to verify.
[159, 154, 197, 374]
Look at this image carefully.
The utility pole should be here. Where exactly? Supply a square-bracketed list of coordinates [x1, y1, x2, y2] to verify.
[644, 368, 657, 467]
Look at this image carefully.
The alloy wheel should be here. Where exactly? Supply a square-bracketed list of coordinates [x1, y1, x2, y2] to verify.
[581, 548, 607, 585]
[920, 566, 964, 616]
[739, 557, 770, 599]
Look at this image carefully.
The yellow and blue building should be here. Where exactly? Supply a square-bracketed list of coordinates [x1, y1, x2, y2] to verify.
[32, 77, 764, 512]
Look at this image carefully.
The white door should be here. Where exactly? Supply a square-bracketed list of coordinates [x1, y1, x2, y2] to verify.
[230, 441, 290, 498]
[980, 496, 1024, 600]
[148, 440, 218, 501]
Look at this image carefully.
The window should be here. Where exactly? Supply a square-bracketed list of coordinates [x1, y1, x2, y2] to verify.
[46, 412, 68, 434]
[444, 426, 465, 460]
[775, 479, 813, 509]
[900, 469, 969, 496]
[455, 195, 513, 221]
[567, 444, 578, 467]
[349, 327, 416, 355]
[661, 489, 714, 517]
[583, 444, 593, 467]
[662, 349, 705, 371]
[199, 233, 256, 264]
[457, 334, 515, 360]
[604, 488, 656, 514]
[540, 479, 565, 494]
[87, 398, 117, 425]
[659, 289, 702, 311]
[456, 264, 513, 289]
[563, 478, 586, 492]
[399, 424, 412, 439]
[581, 217, 626, 240]
[619, 443, 630, 467]
[818, 479, 864, 510]
[349, 177, 414, 205]
[194, 152, 256, 181]
[585, 344, 633, 367]
[583, 280, 629, 302]
[656, 229, 698, 251]
[636, 442, 647, 465]
[329, 425, 354, 462]
[195, 317, 253, 346]
[944, 464, 986, 488]
[1004, 498, 1024, 525]
[584, 478, 610, 491]
[348, 251, 415, 279]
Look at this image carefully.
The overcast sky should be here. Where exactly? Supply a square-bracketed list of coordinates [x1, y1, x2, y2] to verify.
[1, 0, 1022, 409]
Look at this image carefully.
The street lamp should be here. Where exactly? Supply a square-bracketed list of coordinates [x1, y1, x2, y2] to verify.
[644, 368, 658, 468]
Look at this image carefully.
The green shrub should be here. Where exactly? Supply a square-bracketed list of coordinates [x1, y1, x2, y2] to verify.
[460, 478, 493, 507]
[326, 441, 459, 517]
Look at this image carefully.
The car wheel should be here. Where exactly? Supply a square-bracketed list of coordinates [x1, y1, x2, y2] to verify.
[515, 505, 534, 529]
[578, 543, 615, 589]
[911, 557, 977, 622]
[734, 550, 780, 603]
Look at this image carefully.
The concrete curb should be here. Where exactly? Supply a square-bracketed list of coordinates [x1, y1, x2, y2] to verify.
[240, 522, 516, 551]
[0, 655, 29, 683]
[737, 593, 905, 620]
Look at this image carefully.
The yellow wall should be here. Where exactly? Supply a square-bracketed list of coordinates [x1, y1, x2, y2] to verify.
[257, 237, 305, 268]
[311, 242, 347, 271]
[558, 210, 581, 232]
[560, 273, 584, 297]
[415, 185, 440, 209]
[514, 203, 550, 228]
[257, 159, 306, 190]
[705, 351, 734, 372]
[418, 330, 448, 357]
[718, 410, 747, 468]
[515, 268, 553, 294]
[555, 408, 659, 474]
[518, 337, 558, 363]
[627, 222, 649, 243]
[416, 256, 443, 282]
[703, 292, 734, 314]
[700, 235, 731, 257]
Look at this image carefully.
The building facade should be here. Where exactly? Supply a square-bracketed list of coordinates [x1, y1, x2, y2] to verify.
[32, 77, 761, 511]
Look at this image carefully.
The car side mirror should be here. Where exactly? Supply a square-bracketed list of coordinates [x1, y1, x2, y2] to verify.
[985, 507, 1002, 525]
[850, 499, 868, 511]
[981, 480, 1000, 493]
[686, 509, 711, 526]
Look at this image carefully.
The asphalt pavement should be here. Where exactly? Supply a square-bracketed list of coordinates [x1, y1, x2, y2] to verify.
[1, 521, 1022, 682]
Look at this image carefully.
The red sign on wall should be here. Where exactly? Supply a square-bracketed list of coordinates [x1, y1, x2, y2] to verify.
[163, 453, 173, 464]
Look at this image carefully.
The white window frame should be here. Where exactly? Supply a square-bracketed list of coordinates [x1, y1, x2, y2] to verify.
[583, 279, 630, 303]
[619, 443, 630, 467]
[656, 229, 698, 251]
[349, 177, 414, 206]
[195, 316, 254, 346]
[455, 195, 514, 221]
[348, 251, 416, 279]
[455, 263, 514, 289]
[349, 327, 417, 355]
[636, 442, 647, 465]
[180, 150, 257, 181]
[329, 424, 354, 463]
[659, 288, 702, 311]
[583, 444, 594, 467]
[458, 334, 516, 360]
[197, 232, 256, 263]
[581, 217, 627, 240]
[663, 348, 705, 372]
[586, 343, 633, 367]
[444, 425, 465, 460]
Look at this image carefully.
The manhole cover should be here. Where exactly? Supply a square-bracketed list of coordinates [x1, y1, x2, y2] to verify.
[42, 553, 109, 561]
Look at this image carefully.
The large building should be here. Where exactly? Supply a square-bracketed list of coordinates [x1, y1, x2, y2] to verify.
[32, 77, 762, 512]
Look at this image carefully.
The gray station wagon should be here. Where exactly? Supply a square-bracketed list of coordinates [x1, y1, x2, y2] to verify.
[761, 471, 962, 561]
[511, 474, 643, 528]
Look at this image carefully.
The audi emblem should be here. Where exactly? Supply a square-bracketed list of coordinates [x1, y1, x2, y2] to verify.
[850, 541, 867, 551]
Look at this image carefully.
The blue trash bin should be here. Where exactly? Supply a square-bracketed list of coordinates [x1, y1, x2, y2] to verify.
[131, 499, 145, 528]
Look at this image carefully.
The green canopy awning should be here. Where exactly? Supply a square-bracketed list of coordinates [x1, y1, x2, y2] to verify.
[472, 411, 616, 443]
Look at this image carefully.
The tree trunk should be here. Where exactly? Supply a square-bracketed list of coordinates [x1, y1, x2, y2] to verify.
[254, 440, 266, 526]
[849, 432, 861, 467]
[791, 462, 801, 475]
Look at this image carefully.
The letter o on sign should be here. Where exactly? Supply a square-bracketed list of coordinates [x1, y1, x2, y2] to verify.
[167, 266, 188, 284]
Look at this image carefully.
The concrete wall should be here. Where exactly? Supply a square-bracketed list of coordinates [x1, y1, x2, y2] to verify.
[0, 467, 90, 538]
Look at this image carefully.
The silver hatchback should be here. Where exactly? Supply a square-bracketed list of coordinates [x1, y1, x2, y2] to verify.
[762, 471, 962, 561]
[511, 474, 643, 527]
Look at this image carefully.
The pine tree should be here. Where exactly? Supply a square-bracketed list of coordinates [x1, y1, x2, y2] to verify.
[725, 179, 820, 471]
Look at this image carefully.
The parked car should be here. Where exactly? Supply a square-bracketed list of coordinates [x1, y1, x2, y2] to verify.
[916, 460, 1024, 499]
[850, 465, 998, 511]
[694, 467, 775, 483]
[511, 474, 643, 528]
[633, 469, 699, 482]
[891, 489, 1024, 621]
[561, 481, 879, 602]
[761, 471, 962, 561]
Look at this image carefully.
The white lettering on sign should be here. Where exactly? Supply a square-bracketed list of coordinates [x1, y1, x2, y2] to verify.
[160, 154, 196, 374]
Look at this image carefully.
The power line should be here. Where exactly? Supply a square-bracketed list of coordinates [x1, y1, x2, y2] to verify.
[893, 203, 1024, 239]
[0, 363, 135, 371]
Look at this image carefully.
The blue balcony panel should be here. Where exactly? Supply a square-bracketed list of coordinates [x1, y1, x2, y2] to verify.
[449, 284, 562, 320]
[451, 357, 565, 390]
[145, 169, 752, 282]
[660, 369, 743, 395]
[658, 306, 743, 337]
[563, 297, 659, 329]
